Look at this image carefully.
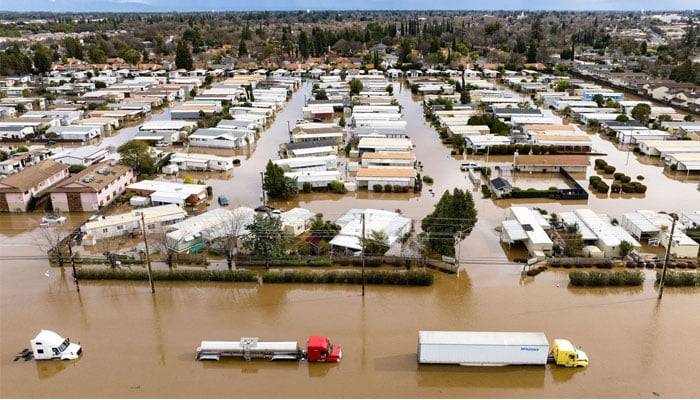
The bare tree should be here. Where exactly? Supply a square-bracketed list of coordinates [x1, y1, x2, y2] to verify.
[215, 207, 254, 270]
[34, 226, 70, 266]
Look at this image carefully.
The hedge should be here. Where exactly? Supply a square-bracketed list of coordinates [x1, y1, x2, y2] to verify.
[76, 268, 258, 282]
[238, 259, 333, 267]
[655, 271, 700, 287]
[569, 270, 644, 286]
[261, 270, 433, 286]
[74, 267, 434, 286]
[511, 187, 560, 199]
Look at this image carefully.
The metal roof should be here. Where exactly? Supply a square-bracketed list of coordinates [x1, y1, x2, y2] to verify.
[418, 331, 549, 347]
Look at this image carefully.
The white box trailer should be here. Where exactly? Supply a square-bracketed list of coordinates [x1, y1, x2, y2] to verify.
[418, 331, 550, 366]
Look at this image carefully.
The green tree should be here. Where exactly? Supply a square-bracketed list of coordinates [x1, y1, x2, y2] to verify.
[363, 230, 389, 255]
[460, 90, 470, 104]
[117, 140, 155, 175]
[315, 89, 328, 100]
[421, 188, 478, 257]
[64, 37, 83, 59]
[619, 240, 633, 258]
[244, 214, 289, 259]
[631, 103, 652, 125]
[338, 115, 346, 127]
[121, 49, 141, 65]
[238, 39, 248, 57]
[555, 80, 571, 92]
[592, 94, 605, 107]
[309, 213, 340, 241]
[526, 40, 538, 63]
[32, 44, 52, 74]
[87, 46, 107, 64]
[175, 40, 193, 70]
[263, 160, 298, 200]
[615, 114, 630, 122]
[349, 78, 363, 95]
[669, 60, 697, 83]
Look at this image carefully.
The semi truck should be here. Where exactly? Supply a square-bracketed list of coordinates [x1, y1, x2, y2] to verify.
[30, 330, 82, 360]
[195, 336, 341, 363]
[417, 331, 588, 367]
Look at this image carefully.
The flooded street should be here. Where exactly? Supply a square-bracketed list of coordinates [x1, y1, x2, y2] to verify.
[2, 259, 699, 398]
[2, 79, 700, 398]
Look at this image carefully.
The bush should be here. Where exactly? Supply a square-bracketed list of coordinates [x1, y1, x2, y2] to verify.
[603, 165, 616, 174]
[594, 159, 607, 169]
[656, 271, 700, 287]
[383, 184, 393, 192]
[372, 184, 383, 192]
[261, 270, 433, 286]
[613, 172, 624, 180]
[620, 175, 632, 183]
[302, 182, 313, 193]
[68, 164, 87, 174]
[591, 180, 609, 193]
[422, 175, 434, 183]
[633, 182, 647, 193]
[589, 176, 602, 185]
[76, 268, 257, 282]
[328, 180, 347, 194]
[569, 270, 644, 286]
[637, 175, 645, 181]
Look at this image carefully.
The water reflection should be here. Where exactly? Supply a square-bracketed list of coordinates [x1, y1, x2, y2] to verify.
[416, 364, 546, 388]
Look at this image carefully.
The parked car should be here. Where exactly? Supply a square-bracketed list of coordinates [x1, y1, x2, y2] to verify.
[460, 162, 481, 171]
[217, 196, 230, 206]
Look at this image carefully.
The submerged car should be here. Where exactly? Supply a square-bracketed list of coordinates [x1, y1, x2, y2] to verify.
[41, 215, 66, 224]
[217, 196, 230, 206]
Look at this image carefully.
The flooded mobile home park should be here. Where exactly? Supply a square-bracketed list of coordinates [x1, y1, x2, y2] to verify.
[2, 60, 700, 398]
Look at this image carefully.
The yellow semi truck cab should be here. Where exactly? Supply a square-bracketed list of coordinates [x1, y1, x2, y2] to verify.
[551, 339, 589, 367]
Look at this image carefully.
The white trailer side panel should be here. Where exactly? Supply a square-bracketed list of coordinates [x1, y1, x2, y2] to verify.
[418, 331, 549, 365]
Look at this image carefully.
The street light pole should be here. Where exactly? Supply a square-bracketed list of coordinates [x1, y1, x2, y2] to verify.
[67, 236, 79, 292]
[361, 212, 366, 297]
[658, 215, 677, 300]
[140, 212, 155, 294]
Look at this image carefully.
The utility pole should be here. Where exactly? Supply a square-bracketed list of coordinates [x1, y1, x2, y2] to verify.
[361, 212, 366, 297]
[67, 236, 79, 292]
[260, 171, 266, 205]
[140, 212, 155, 294]
[454, 231, 462, 273]
[658, 215, 677, 300]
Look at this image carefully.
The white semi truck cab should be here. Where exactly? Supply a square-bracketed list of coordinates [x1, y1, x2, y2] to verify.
[30, 330, 82, 360]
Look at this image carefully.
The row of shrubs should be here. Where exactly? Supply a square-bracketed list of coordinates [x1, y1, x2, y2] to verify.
[589, 176, 610, 193]
[592, 162, 648, 194]
[569, 270, 645, 286]
[372, 184, 411, 193]
[75, 268, 434, 286]
[626, 260, 698, 269]
[614, 182, 647, 194]
[238, 259, 333, 267]
[510, 187, 560, 199]
[75, 269, 258, 282]
[302, 181, 347, 194]
[261, 270, 433, 286]
[655, 271, 700, 287]
[550, 260, 614, 268]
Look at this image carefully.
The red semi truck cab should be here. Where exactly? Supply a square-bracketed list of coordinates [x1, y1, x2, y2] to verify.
[306, 336, 342, 363]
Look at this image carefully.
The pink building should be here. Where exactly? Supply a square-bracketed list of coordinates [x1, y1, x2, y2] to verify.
[0, 160, 70, 212]
[49, 163, 135, 212]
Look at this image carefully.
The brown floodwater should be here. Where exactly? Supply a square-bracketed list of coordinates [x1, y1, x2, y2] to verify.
[2, 79, 700, 398]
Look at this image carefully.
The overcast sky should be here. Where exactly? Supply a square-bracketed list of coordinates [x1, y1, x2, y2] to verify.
[2, 0, 698, 12]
